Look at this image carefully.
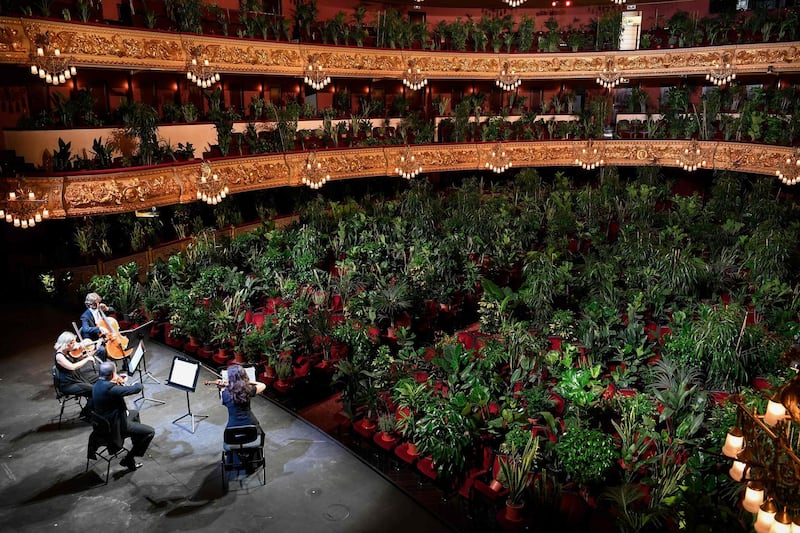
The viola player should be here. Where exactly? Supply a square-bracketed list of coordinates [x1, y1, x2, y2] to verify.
[91, 361, 155, 471]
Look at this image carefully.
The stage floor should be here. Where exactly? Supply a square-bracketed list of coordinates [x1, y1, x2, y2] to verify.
[0, 302, 453, 533]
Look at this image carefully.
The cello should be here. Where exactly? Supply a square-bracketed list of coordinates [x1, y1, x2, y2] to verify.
[97, 309, 133, 360]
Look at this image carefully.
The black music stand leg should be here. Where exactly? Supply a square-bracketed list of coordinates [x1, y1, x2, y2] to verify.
[139, 351, 161, 384]
[172, 391, 208, 433]
[133, 366, 165, 408]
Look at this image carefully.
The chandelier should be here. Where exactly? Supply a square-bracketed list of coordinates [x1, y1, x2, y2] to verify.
[676, 140, 707, 172]
[501, 0, 527, 7]
[595, 58, 627, 90]
[485, 143, 512, 174]
[304, 54, 331, 91]
[394, 146, 422, 179]
[775, 150, 800, 186]
[0, 184, 50, 229]
[574, 140, 605, 170]
[402, 60, 428, 91]
[706, 54, 736, 87]
[196, 162, 229, 205]
[496, 61, 522, 92]
[29, 32, 76, 86]
[301, 152, 330, 189]
[186, 46, 220, 89]
[611, 0, 626, 5]
[721, 369, 800, 533]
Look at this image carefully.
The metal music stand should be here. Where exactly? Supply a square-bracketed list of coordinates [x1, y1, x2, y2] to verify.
[166, 356, 207, 433]
[128, 340, 165, 408]
[121, 320, 158, 384]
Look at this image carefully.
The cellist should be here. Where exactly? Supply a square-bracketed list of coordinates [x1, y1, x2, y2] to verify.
[80, 292, 110, 362]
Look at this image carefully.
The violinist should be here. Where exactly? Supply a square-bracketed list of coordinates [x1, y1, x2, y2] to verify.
[92, 361, 155, 471]
[80, 292, 110, 362]
[54, 331, 97, 417]
[217, 365, 266, 434]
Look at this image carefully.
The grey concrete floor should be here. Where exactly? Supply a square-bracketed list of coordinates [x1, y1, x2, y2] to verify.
[0, 302, 453, 533]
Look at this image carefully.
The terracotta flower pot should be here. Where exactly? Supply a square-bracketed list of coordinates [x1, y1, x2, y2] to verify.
[489, 479, 503, 492]
[505, 501, 524, 522]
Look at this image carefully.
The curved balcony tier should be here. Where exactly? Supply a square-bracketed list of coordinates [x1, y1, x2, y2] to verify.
[1, 17, 799, 80]
[4, 140, 794, 220]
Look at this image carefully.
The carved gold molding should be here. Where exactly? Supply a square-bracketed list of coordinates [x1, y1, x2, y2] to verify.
[1, 141, 793, 220]
[1, 17, 799, 79]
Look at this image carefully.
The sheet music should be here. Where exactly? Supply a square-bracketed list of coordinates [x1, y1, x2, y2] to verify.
[221, 366, 256, 383]
[166, 357, 200, 392]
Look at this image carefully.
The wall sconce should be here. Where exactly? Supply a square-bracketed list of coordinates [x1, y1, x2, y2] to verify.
[574, 139, 605, 170]
[301, 152, 330, 189]
[776, 149, 800, 186]
[706, 52, 736, 87]
[676, 140, 707, 172]
[402, 59, 427, 91]
[485, 143, 512, 174]
[29, 32, 76, 86]
[304, 54, 331, 91]
[721, 370, 800, 529]
[0, 182, 50, 229]
[496, 61, 522, 92]
[394, 146, 422, 179]
[186, 46, 220, 88]
[196, 162, 229, 205]
[596, 57, 627, 89]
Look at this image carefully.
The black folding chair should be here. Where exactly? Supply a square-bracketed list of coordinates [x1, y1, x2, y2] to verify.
[52, 365, 84, 429]
[86, 412, 128, 484]
[221, 425, 266, 489]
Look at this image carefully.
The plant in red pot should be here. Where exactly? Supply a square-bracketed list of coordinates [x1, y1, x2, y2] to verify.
[498, 433, 540, 522]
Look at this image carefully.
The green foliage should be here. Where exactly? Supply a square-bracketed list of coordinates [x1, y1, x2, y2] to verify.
[556, 426, 615, 485]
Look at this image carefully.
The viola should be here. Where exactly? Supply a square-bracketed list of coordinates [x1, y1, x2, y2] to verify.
[204, 379, 228, 388]
[97, 310, 133, 360]
[69, 338, 103, 359]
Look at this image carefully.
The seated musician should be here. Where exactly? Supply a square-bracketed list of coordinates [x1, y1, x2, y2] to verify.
[80, 292, 111, 362]
[53, 331, 98, 417]
[217, 364, 267, 435]
[92, 361, 155, 471]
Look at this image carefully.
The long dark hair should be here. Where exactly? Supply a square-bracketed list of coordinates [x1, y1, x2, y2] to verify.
[226, 365, 251, 404]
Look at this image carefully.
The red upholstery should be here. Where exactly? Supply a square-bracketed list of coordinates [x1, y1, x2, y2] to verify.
[417, 456, 438, 480]
[353, 418, 377, 439]
[394, 442, 419, 465]
[472, 456, 509, 503]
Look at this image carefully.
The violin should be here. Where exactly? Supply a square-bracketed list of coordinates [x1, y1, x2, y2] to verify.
[204, 379, 228, 388]
[69, 338, 100, 358]
[97, 309, 133, 360]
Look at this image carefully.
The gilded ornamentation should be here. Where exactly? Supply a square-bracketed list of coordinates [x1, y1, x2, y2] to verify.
[6, 17, 800, 78]
[64, 173, 180, 211]
[223, 160, 291, 187]
[0, 23, 21, 52]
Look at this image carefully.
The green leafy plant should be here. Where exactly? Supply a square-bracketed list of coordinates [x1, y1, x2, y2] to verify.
[555, 425, 615, 486]
[498, 433, 540, 506]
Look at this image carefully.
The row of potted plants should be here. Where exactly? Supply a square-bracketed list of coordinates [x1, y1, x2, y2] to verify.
[39, 1, 800, 53]
[22, 81, 800, 174]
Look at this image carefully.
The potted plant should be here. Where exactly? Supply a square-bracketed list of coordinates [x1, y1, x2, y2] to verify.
[394, 377, 432, 455]
[377, 413, 398, 443]
[498, 433, 540, 522]
[274, 354, 294, 393]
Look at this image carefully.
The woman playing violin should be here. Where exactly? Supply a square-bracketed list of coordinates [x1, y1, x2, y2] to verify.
[54, 331, 98, 402]
[219, 365, 266, 434]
